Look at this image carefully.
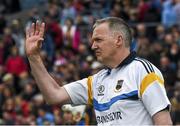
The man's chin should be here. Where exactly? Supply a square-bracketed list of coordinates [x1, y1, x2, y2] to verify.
[96, 57, 102, 62]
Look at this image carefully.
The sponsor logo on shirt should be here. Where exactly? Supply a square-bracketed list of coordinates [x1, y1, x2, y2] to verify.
[96, 111, 122, 124]
[98, 85, 105, 96]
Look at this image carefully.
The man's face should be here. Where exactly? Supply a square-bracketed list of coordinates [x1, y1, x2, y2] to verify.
[91, 23, 117, 63]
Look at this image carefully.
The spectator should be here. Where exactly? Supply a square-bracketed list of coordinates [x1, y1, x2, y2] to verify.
[44, 12, 63, 49]
[0, 38, 5, 65]
[0, 14, 6, 34]
[159, 55, 177, 87]
[5, 46, 28, 77]
[62, 18, 81, 51]
[36, 108, 54, 125]
[2, 98, 16, 124]
[162, 0, 177, 29]
[61, 105, 75, 125]
[155, 24, 166, 42]
[61, 0, 77, 25]
[2, 27, 16, 62]
[21, 83, 36, 101]
[137, 0, 150, 22]
[174, 0, 180, 29]
[11, 19, 25, 56]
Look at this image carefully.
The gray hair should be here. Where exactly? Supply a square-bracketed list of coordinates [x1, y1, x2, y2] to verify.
[93, 17, 132, 47]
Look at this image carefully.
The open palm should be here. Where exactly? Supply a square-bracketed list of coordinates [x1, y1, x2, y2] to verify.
[25, 21, 45, 56]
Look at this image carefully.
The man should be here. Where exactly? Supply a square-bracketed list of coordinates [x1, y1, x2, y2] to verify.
[25, 17, 172, 125]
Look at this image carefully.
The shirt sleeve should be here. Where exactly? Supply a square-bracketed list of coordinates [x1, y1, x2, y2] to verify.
[63, 78, 88, 105]
[141, 80, 170, 116]
[136, 63, 171, 117]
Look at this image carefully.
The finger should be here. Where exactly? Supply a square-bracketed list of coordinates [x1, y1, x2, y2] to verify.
[30, 23, 35, 36]
[25, 26, 30, 38]
[39, 22, 45, 38]
[35, 20, 40, 35]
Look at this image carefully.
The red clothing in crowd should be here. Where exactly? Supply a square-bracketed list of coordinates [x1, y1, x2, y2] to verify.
[46, 22, 63, 48]
[5, 56, 28, 76]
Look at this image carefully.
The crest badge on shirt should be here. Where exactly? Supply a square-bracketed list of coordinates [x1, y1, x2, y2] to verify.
[114, 80, 123, 92]
[97, 85, 105, 96]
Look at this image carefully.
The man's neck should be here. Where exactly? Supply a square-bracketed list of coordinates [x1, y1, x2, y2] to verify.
[108, 48, 130, 69]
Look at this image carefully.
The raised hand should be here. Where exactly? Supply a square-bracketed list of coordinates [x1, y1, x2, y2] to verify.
[25, 21, 45, 57]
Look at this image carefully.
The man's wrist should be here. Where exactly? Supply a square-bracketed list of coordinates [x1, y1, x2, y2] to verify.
[28, 54, 42, 62]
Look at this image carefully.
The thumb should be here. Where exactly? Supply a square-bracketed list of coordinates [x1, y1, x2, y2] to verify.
[38, 38, 44, 42]
[37, 38, 44, 48]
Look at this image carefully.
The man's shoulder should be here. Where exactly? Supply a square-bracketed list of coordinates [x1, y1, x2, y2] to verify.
[132, 57, 163, 78]
[133, 57, 157, 72]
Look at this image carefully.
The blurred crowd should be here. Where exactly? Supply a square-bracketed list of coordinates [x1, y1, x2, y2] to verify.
[0, 0, 180, 125]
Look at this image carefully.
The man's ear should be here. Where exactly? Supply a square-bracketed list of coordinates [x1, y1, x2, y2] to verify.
[116, 35, 123, 47]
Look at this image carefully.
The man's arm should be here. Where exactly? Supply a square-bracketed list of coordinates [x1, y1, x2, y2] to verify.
[25, 21, 71, 105]
[152, 109, 172, 125]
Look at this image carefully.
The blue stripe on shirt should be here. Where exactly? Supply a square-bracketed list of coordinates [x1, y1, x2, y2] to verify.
[93, 90, 138, 111]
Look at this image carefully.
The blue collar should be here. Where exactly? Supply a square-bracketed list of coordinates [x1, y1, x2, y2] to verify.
[116, 51, 136, 68]
[106, 51, 136, 74]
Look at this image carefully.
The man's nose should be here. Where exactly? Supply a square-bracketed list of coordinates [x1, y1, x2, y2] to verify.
[91, 42, 97, 50]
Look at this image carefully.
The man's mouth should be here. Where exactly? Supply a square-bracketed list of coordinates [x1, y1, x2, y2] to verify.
[95, 51, 101, 56]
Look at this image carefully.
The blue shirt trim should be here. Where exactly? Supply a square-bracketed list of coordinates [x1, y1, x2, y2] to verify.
[93, 90, 138, 111]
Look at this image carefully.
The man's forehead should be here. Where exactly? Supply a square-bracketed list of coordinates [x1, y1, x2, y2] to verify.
[92, 24, 109, 37]
[92, 30, 101, 37]
[92, 28, 118, 39]
[92, 31, 104, 39]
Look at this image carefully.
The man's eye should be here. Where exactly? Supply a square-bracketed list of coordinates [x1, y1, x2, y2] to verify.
[96, 39, 102, 42]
